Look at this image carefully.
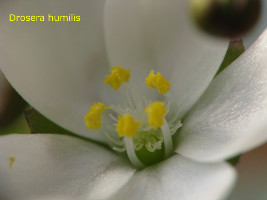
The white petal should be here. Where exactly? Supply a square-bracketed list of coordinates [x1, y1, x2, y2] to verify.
[175, 28, 267, 162]
[243, 1, 267, 49]
[108, 154, 236, 200]
[0, 134, 135, 200]
[0, 70, 9, 114]
[228, 143, 267, 200]
[104, 0, 228, 117]
[27, 195, 74, 200]
[0, 0, 112, 142]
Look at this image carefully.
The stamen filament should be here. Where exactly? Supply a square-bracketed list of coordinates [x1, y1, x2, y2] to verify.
[103, 131, 123, 146]
[124, 137, 145, 169]
[125, 88, 135, 109]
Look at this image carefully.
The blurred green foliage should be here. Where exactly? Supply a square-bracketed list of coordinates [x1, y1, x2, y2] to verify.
[216, 39, 245, 76]
[0, 113, 29, 135]
[25, 108, 73, 134]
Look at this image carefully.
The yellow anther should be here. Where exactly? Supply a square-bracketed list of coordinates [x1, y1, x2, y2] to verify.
[85, 102, 111, 130]
[145, 70, 170, 94]
[9, 157, 15, 168]
[104, 66, 131, 90]
[116, 114, 141, 138]
[145, 101, 167, 129]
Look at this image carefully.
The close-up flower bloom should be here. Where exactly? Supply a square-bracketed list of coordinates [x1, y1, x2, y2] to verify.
[0, 0, 267, 200]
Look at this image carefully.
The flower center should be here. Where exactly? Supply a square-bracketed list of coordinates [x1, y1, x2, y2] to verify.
[84, 66, 182, 168]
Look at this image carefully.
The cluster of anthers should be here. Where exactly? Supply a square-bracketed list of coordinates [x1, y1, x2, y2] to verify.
[85, 66, 183, 168]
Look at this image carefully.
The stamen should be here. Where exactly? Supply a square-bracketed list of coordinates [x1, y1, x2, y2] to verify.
[108, 113, 118, 122]
[116, 114, 141, 138]
[84, 102, 111, 130]
[103, 131, 123, 146]
[145, 101, 167, 129]
[104, 66, 130, 90]
[131, 87, 144, 111]
[125, 88, 135, 109]
[145, 70, 170, 94]
[85, 66, 183, 168]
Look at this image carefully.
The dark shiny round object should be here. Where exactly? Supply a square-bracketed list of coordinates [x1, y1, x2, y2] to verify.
[191, 0, 262, 38]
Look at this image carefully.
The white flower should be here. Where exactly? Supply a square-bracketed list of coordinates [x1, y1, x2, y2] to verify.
[0, 1, 267, 200]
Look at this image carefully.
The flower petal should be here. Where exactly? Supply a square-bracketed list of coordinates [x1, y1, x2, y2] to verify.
[104, 0, 228, 117]
[243, 1, 267, 49]
[27, 195, 74, 200]
[108, 154, 236, 200]
[0, 71, 10, 116]
[0, 0, 112, 142]
[175, 28, 267, 162]
[0, 134, 135, 200]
